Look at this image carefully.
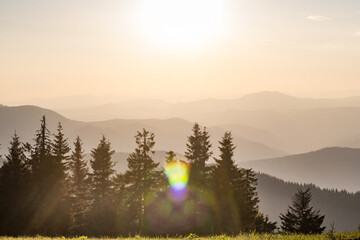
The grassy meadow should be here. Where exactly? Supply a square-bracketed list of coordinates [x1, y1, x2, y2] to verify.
[1, 233, 360, 240]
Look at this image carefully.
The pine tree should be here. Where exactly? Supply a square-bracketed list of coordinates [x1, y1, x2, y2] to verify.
[68, 136, 90, 235]
[254, 212, 277, 233]
[184, 123, 213, 234]
[51, 122, 70, 180]
[112, 172, 128, 235]
[87, 135, 116, 236]
[165, 150, 177, 164]
[238, 168, 260, 232]
[124, 129, 160, 233]
[27, 116, 70, 235]
[50, 121, 71, 232]
[280, 188, 325, 234]
[30, 115, 52, 180]
[212, 131, 241, 234]
[0, 132, 30, 235]
[185, 123, 212, 186]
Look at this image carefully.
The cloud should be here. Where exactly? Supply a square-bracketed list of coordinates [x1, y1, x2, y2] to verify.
[355, 32, 360, 36]
[306, 15, 331, 21]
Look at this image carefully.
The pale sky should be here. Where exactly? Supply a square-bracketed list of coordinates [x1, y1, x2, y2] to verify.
[1, 0, 360, 103]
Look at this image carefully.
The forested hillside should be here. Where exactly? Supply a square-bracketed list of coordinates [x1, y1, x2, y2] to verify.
[242, 148, 360, 192]
[257, 173, 360, 232]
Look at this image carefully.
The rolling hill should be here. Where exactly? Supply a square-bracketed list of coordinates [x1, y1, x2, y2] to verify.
[54, 91, 360, 121]
[241, 147, 360, 192]
[7, 92, 360, 155]
[0, 105, 284, 161]
[47, 92, 360, 154]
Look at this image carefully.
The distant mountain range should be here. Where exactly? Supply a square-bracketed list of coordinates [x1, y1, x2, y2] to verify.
[0, 105, 285, 161]
[53, 91, 360, 120]
[241, 147, 360, 193]
[4, 91, 360, 155]
[8, 91, 360, 155]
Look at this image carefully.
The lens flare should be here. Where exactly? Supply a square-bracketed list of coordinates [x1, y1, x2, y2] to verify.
[164, 161, 189, 201]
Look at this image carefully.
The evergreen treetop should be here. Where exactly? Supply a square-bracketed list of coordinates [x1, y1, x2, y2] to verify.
[90, 135, 115, 202]
[280, 188, 325, 234]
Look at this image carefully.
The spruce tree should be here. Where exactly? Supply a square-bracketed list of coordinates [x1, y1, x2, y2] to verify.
[68, 136, 90, 235]
[50, 121, 71, 233]
[0, 132, 30, 235]
[184, 123, 213, 234]
[124, 129, 160, 233]
[165, 150, 177, 164]
[280, 188, 325, 234]
[254, 212, 277, 233]
[87, 135, 116, 236]
[51, 122, 70, 179]
[30, 115, 52, 180]
[212, 131, 241, 234]
[185, 123, 212, 186]
[28, 115, 70, 235]
[238, 168, 260, 232]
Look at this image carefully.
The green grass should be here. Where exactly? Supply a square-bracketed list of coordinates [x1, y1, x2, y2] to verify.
[0, 233, 360, 240]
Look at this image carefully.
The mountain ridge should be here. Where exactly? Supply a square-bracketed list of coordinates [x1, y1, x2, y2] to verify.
[242, 147, 360, 192]
[0, 105, 285, 161]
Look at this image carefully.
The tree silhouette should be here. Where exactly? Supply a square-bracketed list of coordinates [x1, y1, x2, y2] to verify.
[51, 122, 70, 180]
[124, 129, 160, 233]
[27, 116, 70, 235]
[254, 212, 277, 233]
[185, 123, 213, 234]
[68, 136, 90, 235]
[239, 168, 260, 232]
[280, 188, 325, 234]
[87, 135, 116, 236]
[185, 123, 212, 186]
[0, 132, 30, 235]
[212, 131, 241, 234]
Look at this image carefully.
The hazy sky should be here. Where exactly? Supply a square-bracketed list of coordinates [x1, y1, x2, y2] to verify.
[1, 0, 360, 103]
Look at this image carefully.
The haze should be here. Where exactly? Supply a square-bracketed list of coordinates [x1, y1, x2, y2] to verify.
[1, 0, 360, 104]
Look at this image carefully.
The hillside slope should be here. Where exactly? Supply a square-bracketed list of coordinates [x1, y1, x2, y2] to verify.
[0, 105, 284, 161]
[257, 173, 360, 232]
[55, 91, 360, 121]
[242, 147, 360, 192]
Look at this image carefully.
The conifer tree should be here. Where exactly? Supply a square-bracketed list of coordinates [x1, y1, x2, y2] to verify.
[87, 135, 116, 236]
[52, 122, 70, 179]
[124, 129, 160, 233]
[212, 132, 262, 233]
[68, 136, 90, 234]
[280, 188, 325, 234]
[212, 131, 241, 234]
[165, 150, 177, 164]
[184, 123, 213, 234]
[185, 123, 212, 186]
[30, 115, 52, 180]
[0, 133, 30, 235]
[254, 212, 277, 233]
[28, 116, 70, 235]
[239, 168, 260, 232]
[50, 122, 71, 233]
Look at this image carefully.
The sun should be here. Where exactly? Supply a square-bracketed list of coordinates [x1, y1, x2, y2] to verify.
[134, 0, 227, 52]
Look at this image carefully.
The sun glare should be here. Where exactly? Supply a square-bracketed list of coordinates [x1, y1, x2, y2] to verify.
[165, 161, 189, 201]
[135, 0, 227, 51]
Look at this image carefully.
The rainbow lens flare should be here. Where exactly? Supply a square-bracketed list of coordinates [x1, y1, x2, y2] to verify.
[164, 161, 189, 201]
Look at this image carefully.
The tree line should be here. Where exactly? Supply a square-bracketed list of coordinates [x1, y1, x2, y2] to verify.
[0, 116, 324, 236]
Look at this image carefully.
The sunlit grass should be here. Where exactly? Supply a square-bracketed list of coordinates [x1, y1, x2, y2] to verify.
[1, 233, 360, 240]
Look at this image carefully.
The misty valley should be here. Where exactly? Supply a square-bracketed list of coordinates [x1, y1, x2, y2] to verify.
[0, 92, 360, 237]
